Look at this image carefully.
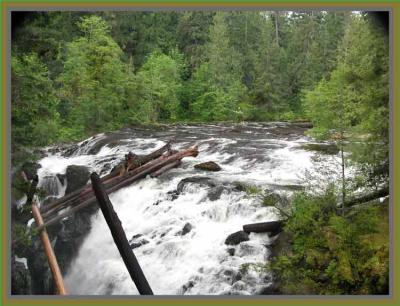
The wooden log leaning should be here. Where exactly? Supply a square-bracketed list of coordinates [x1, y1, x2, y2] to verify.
[32, 204, 67, 295]
[91, 172, 153, 295]
[40, 142, 172, 216]
[243, 221, 283, 235]
[37, 146, 199, 230]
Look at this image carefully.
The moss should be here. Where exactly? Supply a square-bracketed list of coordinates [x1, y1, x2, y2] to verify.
[233, 181, 262, 195]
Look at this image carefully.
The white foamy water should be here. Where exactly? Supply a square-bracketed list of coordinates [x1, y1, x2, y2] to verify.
[35, 123, 346, 295]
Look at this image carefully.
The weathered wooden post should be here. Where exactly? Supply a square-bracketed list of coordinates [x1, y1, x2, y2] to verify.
[26, 175, 67, 295]
[90, 172, 153, 295]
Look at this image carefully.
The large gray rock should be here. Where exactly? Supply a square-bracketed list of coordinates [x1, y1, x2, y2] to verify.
[176, 177, 217, 194]
[65, 165, 90, 194]
[225, 231, 250, 245]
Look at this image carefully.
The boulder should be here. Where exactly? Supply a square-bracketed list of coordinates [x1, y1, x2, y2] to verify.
[176, 177, 217, 194]
[130, 239, 149, 249]
[194, 161, 222, 172]
[65, 165, 90, 194]
[225, 231, 250, 245]
[176, 223, 192, 236]
[208, 186, 225, 201]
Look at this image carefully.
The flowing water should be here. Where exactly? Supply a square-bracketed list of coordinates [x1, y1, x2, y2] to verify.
[35, 122, 343, 295]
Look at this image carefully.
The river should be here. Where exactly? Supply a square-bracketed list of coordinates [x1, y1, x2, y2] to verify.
[35, 122, 343, 295]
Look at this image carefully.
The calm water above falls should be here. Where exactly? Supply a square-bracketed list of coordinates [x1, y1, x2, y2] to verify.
[36, 122, 343, 295]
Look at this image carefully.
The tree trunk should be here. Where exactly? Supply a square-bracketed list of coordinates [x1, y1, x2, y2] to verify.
[344, 187, 389, 207]
[243, 221, 283, 235]
[91, 173, 153, 295]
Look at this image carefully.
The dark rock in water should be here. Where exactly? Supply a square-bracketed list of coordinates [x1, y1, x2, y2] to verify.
[65, 165, 90, 194]
[176, 222, 192, 236]
[21, 162, 41, 180]
[182, 280, 195, 294]
[166, 190, 180, 201]
[130, 239, 149, 249]
[11, 256, 32, 295]
[194, 161, 222, 172]
[227, 248, 235, 256]
[259, 283, 281, 295]
[177, 177, 216, 194]
[130, 234, 143, 241]
[56, 174, 66, 186]
[225, 231, 250, 245]
[208, 186, 225, 201]
[27, 238, 54, 294]
[62, 144, 80, 157]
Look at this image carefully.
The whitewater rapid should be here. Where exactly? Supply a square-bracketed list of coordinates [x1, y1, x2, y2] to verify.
[35, 122, 344, 295]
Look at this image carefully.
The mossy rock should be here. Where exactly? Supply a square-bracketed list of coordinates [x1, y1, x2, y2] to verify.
[194, 161, 222, 172]
[301, 143, 340, 155]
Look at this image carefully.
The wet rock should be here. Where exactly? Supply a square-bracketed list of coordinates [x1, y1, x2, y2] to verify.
[11, 256, 32, 295]
[259, 283, 281, 295]
[27, 238, 54, 294]
[130, 234, 143, 240]
[227, 248, 235, 256]
[56, 174, 66, 186]
[62, 144, 80, 157]
[208, 186, 225, 201]
[194, 161, 222, 172]
[65, 165, 90, 194]
[130, 239, 149, 249]
[231, 280, 247, 291]
[176, 177, 216, 194]
[21, 162, 41, 180]
[225, 231, 250, 245]
[176, 223, 192, 236]
[166, 190, 180, 201]
[182, 280, 195, 294]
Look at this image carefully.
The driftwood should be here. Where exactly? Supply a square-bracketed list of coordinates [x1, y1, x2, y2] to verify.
[243, 221, 283, 235]
[91, 173, 153, 295]
[40, 142, 172, 217]
[344, 186, 389, 207]
[37, 146, 199, 230]
[21, 173, 67, 295]
[151, 160, 181, 177]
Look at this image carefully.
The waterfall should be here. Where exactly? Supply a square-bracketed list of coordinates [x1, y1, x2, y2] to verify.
[35, 122, 343, 295]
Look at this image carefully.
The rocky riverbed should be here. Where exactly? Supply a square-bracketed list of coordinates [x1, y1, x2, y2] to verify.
[11, 122, 345, 295]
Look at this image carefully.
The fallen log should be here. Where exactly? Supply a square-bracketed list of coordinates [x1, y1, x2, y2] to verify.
[40, 142, 172, 215]
[37, 146, 199, 230]
[243, 221, 283, 235]
[344, 186, 389, 207]
[91, 173, 153, 295]
[151, 160, 181, 177]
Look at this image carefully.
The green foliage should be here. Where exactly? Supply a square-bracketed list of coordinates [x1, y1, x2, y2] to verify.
[11, 53, 60, 148]
[270, 188, 389, 294]
[136, 51, 183, 122]
[303, 14, 389, 184]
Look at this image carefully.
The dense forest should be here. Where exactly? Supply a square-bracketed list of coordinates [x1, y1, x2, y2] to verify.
[11, 11, 389, 295]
